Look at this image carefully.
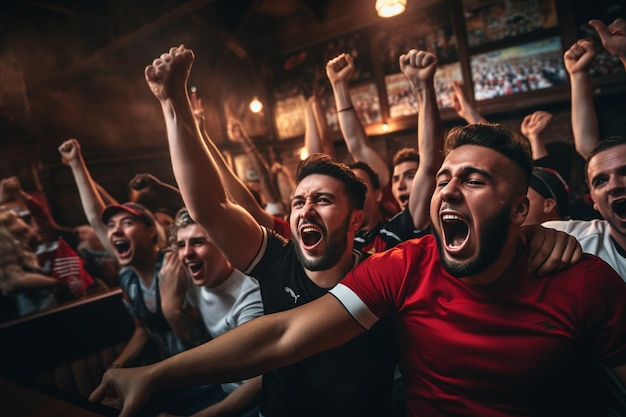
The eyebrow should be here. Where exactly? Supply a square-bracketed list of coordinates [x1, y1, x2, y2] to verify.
[291, 191, 335, 202]
[436, 166, 493, 180]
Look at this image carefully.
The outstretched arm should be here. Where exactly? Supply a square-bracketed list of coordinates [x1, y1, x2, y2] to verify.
[520, 111, 552, 161]
[400, 49, 444, 231]
[327, 53, 390, 187]
[144, 46, 262, 271]
[304, 95, 333, 157]
[589, 18, 626, 70]
[90, 293, 362, 417]
[58, 139, 113, 254]
[563, 39, 599, 159]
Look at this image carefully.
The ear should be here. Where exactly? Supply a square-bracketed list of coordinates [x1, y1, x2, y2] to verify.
[350, 209, 365, 232]
[375, 188, 383, 204]
[543, 198, 557, 215]
[511, 195, 530, 226]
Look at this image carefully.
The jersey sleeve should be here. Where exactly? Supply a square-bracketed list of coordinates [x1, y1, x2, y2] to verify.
[331, 240, 426, 329]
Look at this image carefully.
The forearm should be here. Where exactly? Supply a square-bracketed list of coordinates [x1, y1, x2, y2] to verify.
[162, 305, 211, 349]
[95, 182, 118, 206]
[200, 127, 275, 228]
[304, 98, 324, 155]
[113, 326, 150, 368]
[245, 147, 282, 206]
[67, 158, 111, 251]
[192, 376, 262, 417]
[569, 73, 599, 159]
[528, 134, 549, 160]
[161, 96, 263, 269]
[147, 296, 361, 392]
[310, 96, 334, 156]
[409, 80, 443, 230]
[1, 268, 60, 295]
[332, 81, 390, 187]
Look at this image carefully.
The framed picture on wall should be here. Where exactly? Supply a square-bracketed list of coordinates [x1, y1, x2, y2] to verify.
[462, 0, 558, 48]
[434, 62, 464, 109]
[470, 36, 567, 101]
[349, 82, 382, 125]
[273, 87, 307, 140]
[372, 4, 458, 76]
[385, 73, 418, 119]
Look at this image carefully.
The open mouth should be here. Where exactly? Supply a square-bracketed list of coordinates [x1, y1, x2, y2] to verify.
[612, 199, 626, 220]
[398, 195, 409, 207]
[187, 261, 203, 274]
[300, 225, 322, 249]
[113, 240, 131, 257]
[442, 214, 469, 250]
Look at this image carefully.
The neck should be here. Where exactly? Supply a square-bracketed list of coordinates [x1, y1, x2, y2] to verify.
[132, 246, 160, 286]
[460, 232, 520, 285]
[360, 211, 383, 233]
[610, 228, 626, 255]
[306, 249, 356, 289]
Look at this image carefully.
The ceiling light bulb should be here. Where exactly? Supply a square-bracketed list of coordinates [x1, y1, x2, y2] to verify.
[249, 96, 263, 113]
[375, 0, 407, 18]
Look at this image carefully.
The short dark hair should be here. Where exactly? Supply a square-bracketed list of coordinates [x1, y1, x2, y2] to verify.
[392, 148, 419, 168]
[585, 136, 626, 183]
[296, 154, 367, 210]
[444, 123, 533, 188]
[349, 161, 380, 190]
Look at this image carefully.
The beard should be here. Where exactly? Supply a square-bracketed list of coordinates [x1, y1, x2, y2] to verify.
[434, 204, 511, 278]
[294, 216, 351, 272]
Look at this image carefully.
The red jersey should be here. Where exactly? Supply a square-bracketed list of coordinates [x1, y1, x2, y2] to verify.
[331, 235, 626, 417]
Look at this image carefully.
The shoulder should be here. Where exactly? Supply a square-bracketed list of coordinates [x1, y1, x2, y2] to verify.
[543, 219, 609, 236]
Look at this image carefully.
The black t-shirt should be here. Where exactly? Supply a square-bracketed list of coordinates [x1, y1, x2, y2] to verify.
[379, 209, 430, 250]
[245, 227, 399, 417]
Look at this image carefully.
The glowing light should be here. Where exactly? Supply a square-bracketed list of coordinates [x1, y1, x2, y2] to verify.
[382, 123, 389, 131]
[249, 96, 263, 113]
[300, 147, 309, 160]
[375, 0, 407, 18]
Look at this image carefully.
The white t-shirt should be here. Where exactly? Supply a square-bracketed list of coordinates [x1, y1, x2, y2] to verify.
[186, 269, 263, 393]
[543, 219, 626, 281]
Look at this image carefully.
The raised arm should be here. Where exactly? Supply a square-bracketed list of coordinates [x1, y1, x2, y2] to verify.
[304, 95, 331, 156]
[90, 293, 363, 417]
[228, 119, 285, 216]
[520, 111, 552, 161]
[144, 46, 262, 271]
[400, 49, 444, 231]
[326, 53, 390, 187]
[450, 81, 487, 124]
[589, 18, 626, 70]
[129, 173, 184, 210]
[563, 39, 599, 159]
[190, 95, 277, 230]
[58, 139, 113, 254]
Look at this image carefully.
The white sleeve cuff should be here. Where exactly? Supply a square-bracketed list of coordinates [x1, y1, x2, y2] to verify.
[330, 283, 379, 330]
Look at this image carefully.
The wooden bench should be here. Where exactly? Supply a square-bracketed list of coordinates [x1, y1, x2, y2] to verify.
[0, 289, 134, 397]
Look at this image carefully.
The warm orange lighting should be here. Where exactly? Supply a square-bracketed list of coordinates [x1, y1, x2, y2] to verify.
[375, 0, 406, 18]
[382, 123, 389, 131]
[249, 96, 263, 113]
[300, 147, 309, 160]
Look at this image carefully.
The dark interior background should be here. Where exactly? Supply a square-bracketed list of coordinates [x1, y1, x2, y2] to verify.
[1, 0, 625, 227]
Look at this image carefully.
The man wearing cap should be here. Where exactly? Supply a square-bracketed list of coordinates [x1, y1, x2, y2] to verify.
[523, 166, 571, 226]
[59, 139, 186, 368]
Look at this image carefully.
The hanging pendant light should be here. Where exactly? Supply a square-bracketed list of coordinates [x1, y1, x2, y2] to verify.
[375, 0, 407, 18]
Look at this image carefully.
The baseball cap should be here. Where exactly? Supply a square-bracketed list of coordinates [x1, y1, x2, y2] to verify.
[529, 167, 571, 218]
[101, 202, 156, 227]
